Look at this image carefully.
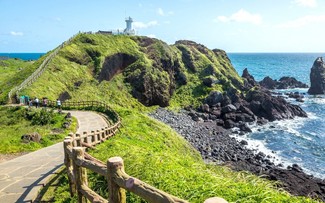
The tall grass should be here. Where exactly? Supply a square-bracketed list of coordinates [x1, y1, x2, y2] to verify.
[0, 106, 77, 153]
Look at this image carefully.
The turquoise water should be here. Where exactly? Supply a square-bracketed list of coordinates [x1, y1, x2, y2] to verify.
[229, 53, 325, 179]
[228, 53, 325, 85]
[0, 53, 45, 60]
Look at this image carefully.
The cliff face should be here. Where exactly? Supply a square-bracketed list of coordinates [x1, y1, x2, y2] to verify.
[91, 35, 243, 107]
[20, 33, 306, 122]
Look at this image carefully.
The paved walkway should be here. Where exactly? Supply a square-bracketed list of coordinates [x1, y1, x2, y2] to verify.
[0, 111, 108, 203]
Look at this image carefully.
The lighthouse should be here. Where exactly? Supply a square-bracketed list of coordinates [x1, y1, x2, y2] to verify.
[124, 16, 135, 35]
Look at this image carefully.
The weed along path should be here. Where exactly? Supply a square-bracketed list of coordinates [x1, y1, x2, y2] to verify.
[0, 110, 108, 203]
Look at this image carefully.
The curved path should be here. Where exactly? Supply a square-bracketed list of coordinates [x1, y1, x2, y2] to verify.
[0, 111, 108, 203]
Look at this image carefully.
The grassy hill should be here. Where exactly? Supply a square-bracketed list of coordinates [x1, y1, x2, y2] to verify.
[14, 33, 321, 202]
[0, 58, 37, 104]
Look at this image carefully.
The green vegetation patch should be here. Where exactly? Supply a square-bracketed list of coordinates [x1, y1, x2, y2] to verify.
[0, 59, 35, 104]
[0, 106, 77, 154]
[39, 111, 318, 203]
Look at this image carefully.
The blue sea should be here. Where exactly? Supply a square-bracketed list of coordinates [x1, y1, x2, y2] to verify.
[0, 53, 44, 61]
[229, 53, 325, 179]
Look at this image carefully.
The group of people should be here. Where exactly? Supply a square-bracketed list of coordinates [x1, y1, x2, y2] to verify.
[18, 95, 61, 110]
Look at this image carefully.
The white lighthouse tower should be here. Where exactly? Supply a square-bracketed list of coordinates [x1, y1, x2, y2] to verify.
[124, 16, 135, 35]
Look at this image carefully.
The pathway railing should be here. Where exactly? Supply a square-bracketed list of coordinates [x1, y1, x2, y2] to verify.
[7, 34, 78, 103]
[7, 31, 227, 202]
[60, 100, 227, 203]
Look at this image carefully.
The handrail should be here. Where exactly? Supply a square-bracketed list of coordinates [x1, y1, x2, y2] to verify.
[7, 33, 78, 103]
[61, 100, 227, 203]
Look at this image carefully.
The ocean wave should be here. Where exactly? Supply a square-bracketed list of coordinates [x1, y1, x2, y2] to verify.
[229, 133, 287, 166]
[232, 113, 325, 179]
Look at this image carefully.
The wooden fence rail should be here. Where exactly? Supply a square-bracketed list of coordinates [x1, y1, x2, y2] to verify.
[7, 32, 79, 103]
[62, 101, 228, 203]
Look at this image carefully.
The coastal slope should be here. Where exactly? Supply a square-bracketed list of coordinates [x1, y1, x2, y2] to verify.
[17, 33, 323, 202]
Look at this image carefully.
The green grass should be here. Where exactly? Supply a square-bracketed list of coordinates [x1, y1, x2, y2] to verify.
[20, 34, 144, 101]
[13, 33, 321, 202]
[0, 106, 77, 154]
[0, 59, 35, 104]
[39, 110, 321, 203]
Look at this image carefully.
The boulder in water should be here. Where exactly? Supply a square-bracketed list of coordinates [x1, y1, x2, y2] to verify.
[259, 76, 308, 89]
[308, 57, 325, 94]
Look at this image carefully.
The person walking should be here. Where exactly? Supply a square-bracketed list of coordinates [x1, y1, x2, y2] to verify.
[42, 97, 48, 108]
[56, 99, 61, 112]
[29, 99, 33, 108]
[24, 95, 29, 105]
[34, 97, 40, 108]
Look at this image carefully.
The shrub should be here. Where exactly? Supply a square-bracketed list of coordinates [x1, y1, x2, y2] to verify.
[24, 108, 55, 125]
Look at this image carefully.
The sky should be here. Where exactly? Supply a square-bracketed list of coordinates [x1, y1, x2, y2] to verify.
[1, 0, 325, 53]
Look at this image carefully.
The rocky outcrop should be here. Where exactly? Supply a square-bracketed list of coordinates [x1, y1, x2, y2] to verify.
[308, 57, 325, 94]
[150, 108, 325, 202]
[259, 76, 308, 89]
[98, 53, 137, 82]
[259, 76, 276, 89]
[126, 38, 181, 107]
[242, 68, 258, 89]
[191, 69, 308, 133]
[58, 91, 71, 102]
[278, 77, 308, 89]
[245, 88, 307, 121]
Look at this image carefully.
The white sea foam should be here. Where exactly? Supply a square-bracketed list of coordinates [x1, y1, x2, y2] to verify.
[230, 132, 287, 166]
[230, 115, 312, 168]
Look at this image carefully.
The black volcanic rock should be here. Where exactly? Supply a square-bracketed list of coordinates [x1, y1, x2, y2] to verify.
[245, 88, 307, 121]
[308, 57, 325, 94]
[278, 77, 308, 89]
[259, 76, 308, 89]
[242, 68, 258, 88]
[259, 76, 277, 89]
[150, 108, 325, 202]
[205, 91, 223, 106]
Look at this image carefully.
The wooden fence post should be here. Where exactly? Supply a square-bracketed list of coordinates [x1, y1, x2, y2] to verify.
[95, 130, 100, 144]
[72, 147, 88, 203]
[75, 133, 81, 147]
[107, 157, 126, 203]
[99, 128, 106, 142]
[84, 131, 90, 146]
[90, 130, 95, 145]
[64, 137, 76, 196]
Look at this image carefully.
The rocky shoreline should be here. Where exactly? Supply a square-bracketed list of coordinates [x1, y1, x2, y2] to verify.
[150, 108, 325, 202]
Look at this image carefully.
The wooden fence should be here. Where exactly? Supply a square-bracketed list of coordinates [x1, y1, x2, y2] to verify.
[7, 33, 78, 103]
[61, 101, 227, 203]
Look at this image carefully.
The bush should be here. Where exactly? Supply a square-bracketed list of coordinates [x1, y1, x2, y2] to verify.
[24, 108, 55, 125]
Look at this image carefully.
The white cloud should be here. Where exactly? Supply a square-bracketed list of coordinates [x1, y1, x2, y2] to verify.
[293, 0, 317, 8]
[277, 15, 325, 28]
[133, 21, 158, 29]
[158, 8, 164, 16]
[10, 31, 24, 36]
[216, 9, 262, 25]
[157, 8, 174, 16]
[146, 34, 156, 38]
